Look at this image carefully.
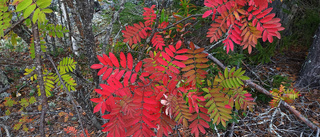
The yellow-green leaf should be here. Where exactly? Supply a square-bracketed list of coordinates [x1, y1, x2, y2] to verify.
[36, 0, 52, 9]
[23, 3, 36, 18]
[16, 0, 32, 12]
[32, 8, 40, 23]
[42, 8, 52, 13]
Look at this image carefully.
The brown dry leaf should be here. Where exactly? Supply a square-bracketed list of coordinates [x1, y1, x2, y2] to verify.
[38, 105, 42, 111]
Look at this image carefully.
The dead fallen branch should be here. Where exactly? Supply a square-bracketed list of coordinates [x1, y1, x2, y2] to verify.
[190, 41, 320, 132]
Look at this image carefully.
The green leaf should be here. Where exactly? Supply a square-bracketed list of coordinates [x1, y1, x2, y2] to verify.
[16, 0, 32, 12]
[38, 11, 46, 23]
[240, 76, 250, 80]
[36, 0, 52, 9]
[4, 97, 17, 107]
[19, 98, 29, 107]
[224, 68, 228, 79]
[23, 3, 36, 18]
[29, 96, 36, 104]
[5, 110, 11, 115]
[42, 8, 52, 13]
[32, 8, 40, 23]
[14, 123, 22, 130]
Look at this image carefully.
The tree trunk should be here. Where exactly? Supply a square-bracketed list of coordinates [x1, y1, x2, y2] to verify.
[295, 24, 320, 90]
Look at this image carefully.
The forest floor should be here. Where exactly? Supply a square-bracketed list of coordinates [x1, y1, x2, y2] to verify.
[1, 45, 320, 137]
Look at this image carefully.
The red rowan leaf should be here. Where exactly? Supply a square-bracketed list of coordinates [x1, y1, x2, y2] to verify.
[109, 52, 119, 68]
[91, 64, 103, 69]
[131, 73, 137, 83]
[103, 54, 113, 67]
[157, 58, 168, 66]
[172, 61, 186, 68]
[135, 61, 142, 72]
[97, 55, 108, 65]
[93, 102, 102, 113]
[102, 68, 113, 80]
[202, 10, 213, 18]
[127, 53, 133, 70]
[98, 66, 108, 76]
[176, 40, 182, 49]
[174, 55, 188, 61]
[165, 48, 174, 57]
[120, 52, 126, 68]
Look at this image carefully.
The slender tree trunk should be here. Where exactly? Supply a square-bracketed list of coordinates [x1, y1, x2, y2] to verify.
[31, 22, 48, 137]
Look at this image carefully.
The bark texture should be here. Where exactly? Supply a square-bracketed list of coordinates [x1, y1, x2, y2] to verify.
[295, 25, 320, 89]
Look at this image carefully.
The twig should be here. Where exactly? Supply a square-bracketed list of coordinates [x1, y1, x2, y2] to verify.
[214, 124, 221, 137]
[206, 25, 233, 51]
[0, 124, 11, 137]
[190, 41, 320, 132]
[46, 54, 86, 137]
[2, 17, 26, 37]
[102, 0, 125, 54]
[157, 14, 204, 32]
[241, 60, 269, 87]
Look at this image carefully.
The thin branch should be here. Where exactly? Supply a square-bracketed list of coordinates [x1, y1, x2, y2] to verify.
[190, 41, 320, 132]
[32, 21, 48, 137]
[102, 0, 125, 53]
[45, 54, 86, 137]
[2, 17, 26, 37]
[206, 25, 232, 51]
[0, 124, 11, 137]
[157, 14, 203, 32]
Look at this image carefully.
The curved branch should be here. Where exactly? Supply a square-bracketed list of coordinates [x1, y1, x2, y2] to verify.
[189, 41, 320, 132]
[2, 17, 26, 37]
[0, 124, 11, 137]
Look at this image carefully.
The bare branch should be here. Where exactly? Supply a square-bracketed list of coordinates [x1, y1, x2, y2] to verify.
[0, 124, 11, 137]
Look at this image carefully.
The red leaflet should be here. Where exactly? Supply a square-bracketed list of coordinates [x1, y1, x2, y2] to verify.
[98, 66, 108, 76]
[174, 55, 188, 61]
[93, 102, 102, 113]
[91, 64, 103, 69]
[172, 61, 186, 68]
[103, 54, 113, 67]
[176, 40, 182, 49]
[127, 53, 133, 70]
[109, 52, 119, 67]
[135, 61, 142, 72]
[169, 45, 176, 53]
[202, 10, 213, 18]
[102, 68, 113, 80]
[161, 52, 171, 62]
[225, 104, 232, 109]
[120, 52, 126, 68]
[253, 0, 269, 9]
[157, 58, 168, 66]
[165, 48, 174, 57]
[97, 55, 108, 65]
[130, 73, 137, 83]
